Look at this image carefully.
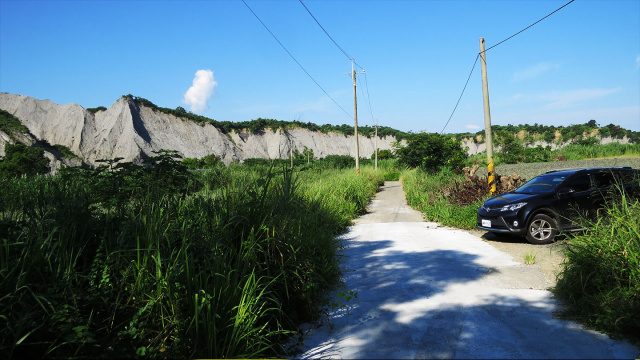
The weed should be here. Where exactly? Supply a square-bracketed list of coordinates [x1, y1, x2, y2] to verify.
[524, 251, 537, 265]
[553, 190, 640, 343]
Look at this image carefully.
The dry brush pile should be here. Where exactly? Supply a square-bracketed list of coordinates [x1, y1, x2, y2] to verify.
[446, 165, 527, 206]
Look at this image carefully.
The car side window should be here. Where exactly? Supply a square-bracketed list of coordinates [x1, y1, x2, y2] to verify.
[594, 172, 615, 189]
[617, 170, 638, 185]
[565, 175, 591, 192]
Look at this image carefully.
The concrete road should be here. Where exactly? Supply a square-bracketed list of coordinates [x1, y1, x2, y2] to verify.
[293, 181, 639, 359]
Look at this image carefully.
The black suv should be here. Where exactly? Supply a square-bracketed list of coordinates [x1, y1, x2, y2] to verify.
[477, 166, 640, 244]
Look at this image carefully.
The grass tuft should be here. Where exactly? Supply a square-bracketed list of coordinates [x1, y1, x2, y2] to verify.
[553, 191, 640, 343]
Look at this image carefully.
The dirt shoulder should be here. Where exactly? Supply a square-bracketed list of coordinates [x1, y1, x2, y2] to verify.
[465, 229, 566, 287]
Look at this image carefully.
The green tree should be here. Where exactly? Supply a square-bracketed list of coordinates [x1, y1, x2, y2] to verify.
[372, 149, 395, 160]
[0, 143, 50, 178]
[394, 132, 467, 173]
[497, 134, 525, 164]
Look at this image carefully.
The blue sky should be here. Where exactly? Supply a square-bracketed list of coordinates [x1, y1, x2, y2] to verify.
[1, 0, 639, 133]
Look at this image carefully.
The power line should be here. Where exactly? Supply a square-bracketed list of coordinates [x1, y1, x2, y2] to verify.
[440, 54, 479, 134]
[441, 0, 575, 133]
[241, 0, 352, 120]
[484, 0, 575, 53]
[299, 0, 350, 60]
[298, 0, 364, 70]
[358, 72, 376, 126]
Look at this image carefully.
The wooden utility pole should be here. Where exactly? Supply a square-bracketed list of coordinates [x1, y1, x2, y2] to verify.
[480, 38, 496, 194]
[349, 59, 365, 175]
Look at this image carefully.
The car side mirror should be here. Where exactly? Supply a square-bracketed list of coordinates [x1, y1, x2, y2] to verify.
[557, 187, 575, 197]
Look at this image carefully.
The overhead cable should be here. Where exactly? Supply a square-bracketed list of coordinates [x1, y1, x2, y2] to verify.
[298, 0, 364, 70]
[440, 54, 480, 134]
[241, 0, 353, 120]
[360, 73, 376, 126]
[483, 0, 575, 53]
[441, 0, 575, 133]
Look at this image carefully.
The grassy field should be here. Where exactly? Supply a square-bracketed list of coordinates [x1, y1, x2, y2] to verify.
[0, 158, 385, 359]
[477, 158, 640, 181]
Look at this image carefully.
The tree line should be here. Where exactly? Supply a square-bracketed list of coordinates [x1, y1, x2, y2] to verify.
[122, 95, 410, 140]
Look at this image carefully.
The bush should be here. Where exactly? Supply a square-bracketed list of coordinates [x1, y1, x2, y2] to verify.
[0, 143, 50, 178]
[316, 155, 355, 170]
[86, 106, 107, 114]
[553, 193, 640, 343]
[394, 132, 467, 173]
[372, 149, 394, 160]
[182, 153, 222, 170]
[0, 110, 28, 138]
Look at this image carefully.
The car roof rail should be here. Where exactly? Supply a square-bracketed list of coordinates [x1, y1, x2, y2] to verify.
[545, 166, 632, 174]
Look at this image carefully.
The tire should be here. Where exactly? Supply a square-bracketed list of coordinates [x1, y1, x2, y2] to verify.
[526, 214, 557, 245]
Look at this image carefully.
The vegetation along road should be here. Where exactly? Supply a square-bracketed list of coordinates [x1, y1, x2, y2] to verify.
[293, 181, 639, 359]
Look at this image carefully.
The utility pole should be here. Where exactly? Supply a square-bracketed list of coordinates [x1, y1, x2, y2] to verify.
[480, 38, 496, 194]
[374, 118, 378, 170]
[347, 59, 365, 175]
[286, 130, 293, 170]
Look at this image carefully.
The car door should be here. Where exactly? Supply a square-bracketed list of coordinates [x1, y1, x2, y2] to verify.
[554, 173, 595, 229]
[592, 170, 616, 212]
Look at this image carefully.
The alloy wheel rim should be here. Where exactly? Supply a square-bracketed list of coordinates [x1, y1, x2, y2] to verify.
[531, 219, 552, 240]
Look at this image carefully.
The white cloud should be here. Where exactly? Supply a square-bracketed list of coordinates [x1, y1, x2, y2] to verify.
[539, 88, 621, 109]
[465, 124, 480, 129]
[512, 62, 560, 82]
[183, 69, 217, 114]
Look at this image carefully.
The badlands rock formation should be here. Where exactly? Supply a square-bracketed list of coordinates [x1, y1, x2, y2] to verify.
[0, 93, 399, 167]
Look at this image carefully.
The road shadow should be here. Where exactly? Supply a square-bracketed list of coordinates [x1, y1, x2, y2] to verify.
[294, 230, 638, 359]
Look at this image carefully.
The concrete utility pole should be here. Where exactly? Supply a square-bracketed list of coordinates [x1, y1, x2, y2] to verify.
[480, 38, 496, 194]
[348, 59, 365, 175]
[374, 118, 378, 170]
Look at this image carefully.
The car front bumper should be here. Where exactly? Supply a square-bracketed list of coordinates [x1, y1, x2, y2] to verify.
[476, 212, 527, 236]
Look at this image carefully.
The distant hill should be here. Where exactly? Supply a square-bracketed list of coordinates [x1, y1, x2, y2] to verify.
[1, 92, 637, 171]
[0, 93, 401, 170]
[451, 121, 639, 155]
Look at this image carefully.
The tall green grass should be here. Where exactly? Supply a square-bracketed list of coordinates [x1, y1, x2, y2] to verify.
[401, 168, 485, 229]
[553, 191, 640, 343]
[0, 160, 383, 358]
[558, 142, 640, 160]
[467, 142, 640, 167]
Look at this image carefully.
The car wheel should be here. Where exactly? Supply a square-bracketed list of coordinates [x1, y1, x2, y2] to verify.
[526, 214, 557, 245]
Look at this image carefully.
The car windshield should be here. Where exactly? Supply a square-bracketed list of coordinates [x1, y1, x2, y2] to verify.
[514, 174, 568, 194]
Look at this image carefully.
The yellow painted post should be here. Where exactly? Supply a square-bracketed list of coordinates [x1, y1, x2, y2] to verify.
[487, 158, 496, 194]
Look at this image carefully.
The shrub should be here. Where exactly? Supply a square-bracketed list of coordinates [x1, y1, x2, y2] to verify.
[372, 149, 395, 160]
[316, 155, 355, 170]
[0, 143, 50, 178]
[182, 153, 222, 169]
[0, 110, 28, 138]
[394, 132, 467, 173]
[52, 144, 81, 159]
[553, 192, 640, 342]
[86, 106, 107, 114]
